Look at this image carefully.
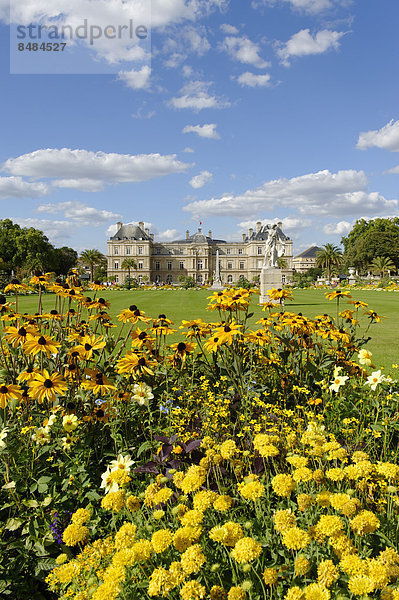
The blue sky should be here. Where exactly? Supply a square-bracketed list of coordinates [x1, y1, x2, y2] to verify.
[0, 0, 398, 254]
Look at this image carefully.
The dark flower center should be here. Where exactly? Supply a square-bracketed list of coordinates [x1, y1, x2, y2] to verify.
[158, 314, 166, 319]
[138, 332, 147, 340]
[98, 298, 106, 304]
[138, 358, 146, 366]
[38, 336, 47, 345]
[224, 326, 231, 332]
[0, 295, 6, 305]
[44, 379, 53, 389]
[18, 327, 27, 336]
[129, 305, 137, 311]
[50, 310, 58, 315]
[11, 278, 19, 284]
[0, 385, 8, 393]
[177, 342, 186, 352]
[84, 343, 92, 351]
[96, 409, 105, 418]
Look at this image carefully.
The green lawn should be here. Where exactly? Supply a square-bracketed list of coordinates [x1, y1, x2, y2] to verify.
[10, 287, 399, 373]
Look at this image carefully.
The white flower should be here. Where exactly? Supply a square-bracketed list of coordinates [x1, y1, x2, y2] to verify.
[333, 365, 342, 378]
[61, 435, 76, 451]
[100, 467, 119, 494]
[47, 414, 57, 428]
[329, 375, 349, 393]
[358, 349, 373, 366]
[32, 427, 51, 445]
[0, 427, 8, 450]
[109, 454, 134, 473]
[132, 382, 154, 406]
[365, 369, 385, 391]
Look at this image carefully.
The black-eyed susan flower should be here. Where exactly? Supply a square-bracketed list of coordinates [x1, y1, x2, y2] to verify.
[4, 324, 37, 347]
[116, 352, 156, 376]
[0, 383, 22, 408]
[81, 371, 116, 395]
[28, 370, 68, 403]
[23, 334, 61, 357]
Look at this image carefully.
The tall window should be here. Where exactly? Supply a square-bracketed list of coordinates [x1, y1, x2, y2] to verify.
[197, 274, 203, 283]
[227, 275, 233, 283]
[239, 262, 244, 270]
[180, 261, 184, 270]
[258, 247, 263, 255]
[167, 261, 172, 270]
[238, 248, 243, 255]
[114, 261, 119, 269]
[138, 275, 143, 283]
[227, 262, 232, 270]
[226, 248, 231, 255]
[138, 261, 143, 270]
[156, 247, 161, 255]
[197, 260, 203, 270]
[138, 246, 143, 255]
[126, 246, 131, 255]
[166, 274, 172, 283]
[114, 247, 119, 255]
[115, 275, 119, 283]
[155, 261, 160, 271]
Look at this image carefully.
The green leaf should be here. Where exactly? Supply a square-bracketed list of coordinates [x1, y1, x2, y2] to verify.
[5, 518, 24, 531]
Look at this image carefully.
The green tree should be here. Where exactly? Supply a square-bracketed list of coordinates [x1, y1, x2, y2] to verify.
[316, 244, 343, 283]
[342, 218, 399, 273]
[121, 258, 138, 289]
[80, 249, 106, 282]
[370, 256, 395, 278]
[54, 246, 78, 276]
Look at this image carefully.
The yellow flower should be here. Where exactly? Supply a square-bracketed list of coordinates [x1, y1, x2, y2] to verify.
[29, 371, 68, 404]
[180, 580, 206, 600]
[62, 523, 89, 546]
[317, 560, 339, 588]
[62, 414, 79, 432]
[348, 575, 375, 596]
[231, 537, 262, 563]
[282, 527, 311, 550]
[271, 474, 296, 497]
[263, 568, 278, 585]
[304, 583, 330, 600]
[295, 556, 311, 576]
[350, 510, 380, 536]
[227, 586, 246, 600]
[23, 334, 60, 357]
[151, 529, 173, 554]
[238, 479, 265, 502]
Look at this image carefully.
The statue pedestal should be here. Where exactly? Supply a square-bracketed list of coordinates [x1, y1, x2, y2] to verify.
[210, 281, 224, 290]
[259, 267, 283, 304]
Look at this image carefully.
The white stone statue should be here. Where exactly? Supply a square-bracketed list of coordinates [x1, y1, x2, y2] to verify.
[264, 225, 278, 268]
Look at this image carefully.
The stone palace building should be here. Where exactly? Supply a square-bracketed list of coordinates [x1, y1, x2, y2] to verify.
[107, 221, 293, 285]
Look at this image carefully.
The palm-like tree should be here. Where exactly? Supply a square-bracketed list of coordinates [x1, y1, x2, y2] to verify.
[121, 258, 138, 289]
[316, 244, 343, 283]
[80, 249, 106, 282]
[370, 256, 395, 278]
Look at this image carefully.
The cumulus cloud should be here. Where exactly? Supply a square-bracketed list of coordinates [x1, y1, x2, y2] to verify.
[236, 72, 271, 87]
[163, 25, 211, 68]
[36, 200, 121, 226]
[169, 81, 230, 111]
[118, 66, 151, 90]
[157, 228, 180, 241]
[221, 35, 270, 69]
[323, 220, 352, 235]
[0, 176, 48, 199]
[184, 169, 398, 218]
[252, 0, 347, 14]
[11, 218, 75, 243]
[357, 119, 399, 152]
[3, 148, 190, 188]
[238, 216, 312, 232]
[182, 123, 220, 139]
[189, 170, 213, 188]
[220, 24, 239, 34]
[277, 29, 345, 66]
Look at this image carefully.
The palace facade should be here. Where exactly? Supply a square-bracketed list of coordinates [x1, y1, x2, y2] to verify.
[107, 221, 293, 285]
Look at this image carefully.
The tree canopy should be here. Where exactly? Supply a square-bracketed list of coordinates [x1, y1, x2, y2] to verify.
[342, 218, 399, 273]
[0, 219, 77, 276]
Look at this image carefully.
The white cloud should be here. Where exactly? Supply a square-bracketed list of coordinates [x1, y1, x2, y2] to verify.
[184, 169, 398, 218]
[323, 220, 352, 235]
[158, 228, 180, 241]
[189, 170, 213, 188]
[2, 0, 228, 65]
[169, 81, 230, 111]
[182, 123, 220, 139]
[3, 148, 190, 187]
[221, 35, 270, 69]
[118, 66, 151, 90]
[220, 24, 239, 34]
[252, 0, 347, 15]
[238, 216, 312, 232]
[183, 147, 195, 153]
[36, 200, 121, 226]
[386, 165, 399, 175]
[11, 217, 75, 244]
[182, 65, 193, 77]
[236, 71, 271, 87]
[52, 179, 105, 192]
[0, 176, 48, 199]
[277, 29, 345, 66]
[357, 119, 399, 152]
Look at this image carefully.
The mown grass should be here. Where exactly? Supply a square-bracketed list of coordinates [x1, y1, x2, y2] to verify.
[12, 287, 398, 373]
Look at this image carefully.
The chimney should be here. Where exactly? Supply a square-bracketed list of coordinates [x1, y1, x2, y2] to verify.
[145, 227, 149, 236]
[150, 233, 154, 241]
[242, 233, 246, 242]
[117, 221, 122, 230]
[138, 221, 144, 230]
[186, 230, 190, 240]
[208, 230, 212, 239]
[256, 221, 261, 233]
[249, 228, 253, 238]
